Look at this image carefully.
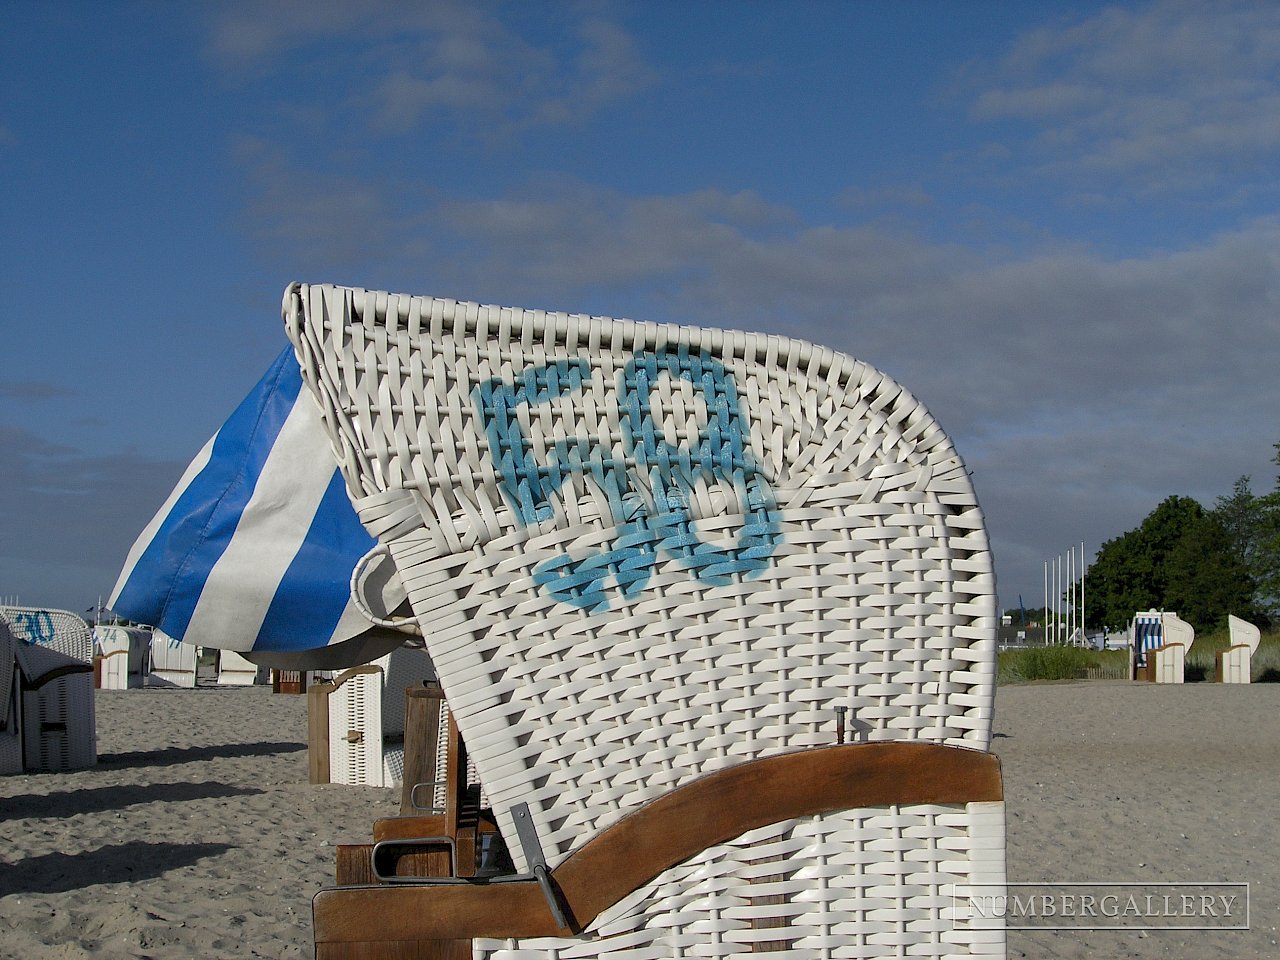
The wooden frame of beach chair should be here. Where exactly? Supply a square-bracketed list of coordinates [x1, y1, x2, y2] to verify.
[0, 620, 22, 775]
[286, 283, 1005, 960]
[332, 684, 507, 888]
[1217, 614, 1260, 684]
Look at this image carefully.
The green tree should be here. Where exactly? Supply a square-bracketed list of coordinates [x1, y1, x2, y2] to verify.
[1164, 511, 1257, 630]
[1212, 475, 1279, 623]
[1082, 495, 1253, 633]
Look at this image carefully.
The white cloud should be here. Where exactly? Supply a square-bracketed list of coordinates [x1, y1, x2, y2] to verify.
[206, 1, 653, 135]
[963, 0, 1280, 193]
[232, 154, 1280, 519]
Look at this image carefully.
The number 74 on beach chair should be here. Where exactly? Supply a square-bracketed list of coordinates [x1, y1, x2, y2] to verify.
[286, 283, 1007, 960]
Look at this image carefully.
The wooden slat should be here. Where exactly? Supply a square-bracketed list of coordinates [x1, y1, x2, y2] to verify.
[373, 815, 449, 843]
[316, 939, 471, 960]
[400, 685, 446, 814]
[308, 684, 332, 785]
[336, 845, 376, 886]
[313, 742, 1001, 945]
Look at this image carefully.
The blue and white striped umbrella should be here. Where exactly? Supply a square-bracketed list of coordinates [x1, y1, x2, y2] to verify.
[109, 347, 408, 668]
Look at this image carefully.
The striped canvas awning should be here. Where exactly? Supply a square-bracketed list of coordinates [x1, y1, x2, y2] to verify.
[109, 347, 410, 669]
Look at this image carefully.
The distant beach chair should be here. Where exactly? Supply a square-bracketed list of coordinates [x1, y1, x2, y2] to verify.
[149, 629, 199, 687]
[1133, 610, 1190, 683]
[93, 624, 151, 689]
[312, 644, 437, 788]
[217, 650, 268, 685]
[1217, 615, 1260, 684]
[286, 284, 1005, 960]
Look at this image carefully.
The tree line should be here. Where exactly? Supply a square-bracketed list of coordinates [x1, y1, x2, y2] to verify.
[1077, 443, 1280, 633]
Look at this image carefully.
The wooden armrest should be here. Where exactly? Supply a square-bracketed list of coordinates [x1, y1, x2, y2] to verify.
[314, 741, 1002, 945]
[374, 815, 450, 843]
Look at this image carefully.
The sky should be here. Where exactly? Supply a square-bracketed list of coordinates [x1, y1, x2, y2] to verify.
[3, 0, 1279, 620]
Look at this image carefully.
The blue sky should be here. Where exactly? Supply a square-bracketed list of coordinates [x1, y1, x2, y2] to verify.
[3, 0, 1279, 618]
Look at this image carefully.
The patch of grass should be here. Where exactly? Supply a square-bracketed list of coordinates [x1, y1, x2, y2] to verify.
[997, 646, 1127, 684]
[998, 629, 1280, 684]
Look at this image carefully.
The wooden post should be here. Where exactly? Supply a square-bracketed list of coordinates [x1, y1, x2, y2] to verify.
[400, 683, 447, 814]
[308, 681, 334, 784]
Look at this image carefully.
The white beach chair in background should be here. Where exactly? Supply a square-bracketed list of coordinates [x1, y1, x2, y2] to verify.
[1218, 615, 1260, 683]
[149, 629, 199, 687]
[217, 649, 268, 685]
[1132, 610, 1190, 684]
[289, 284, 1005, 960]
[92, 624, 151, 689]
[318, 644, 438, 788]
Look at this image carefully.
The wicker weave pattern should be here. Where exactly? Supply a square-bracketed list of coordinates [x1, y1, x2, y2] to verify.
[477, 801, 1004, 960]
[0, 606, 94, 663]
[283, 284, 996, 872]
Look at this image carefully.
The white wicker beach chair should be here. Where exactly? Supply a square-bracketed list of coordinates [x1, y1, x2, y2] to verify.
[149, 629, 199, 687]
[0, 605, 94, 662]
[12, 640, 96, 771]
[1218, 615, 1260, 684]
[93, 625, 150, 690]
[1133, 610, 1188, 683]
[323, 644, 438, 787]
[217, 649, 268, 685]
[1134, 611, 1191, 684]
[290, 284, 1004, 960]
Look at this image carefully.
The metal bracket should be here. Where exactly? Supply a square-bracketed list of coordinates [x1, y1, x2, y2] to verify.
[510, 802, 573, 931]
[370, 836, 456, 883]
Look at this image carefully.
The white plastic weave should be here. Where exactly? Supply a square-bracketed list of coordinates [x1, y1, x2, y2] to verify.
[328, 668, 386, 787]
[217, 649, 266, 685]
[94, 625, 150, 690]
[479, 801, 1004, 960]
[284, 283, 1001, 956]
[0, 606, 93, 662]
[14, 642, 96, 771]
[1152, 643, 1186, 684]
[150, 630, 198, 687]
[1221, 615, 1259, 684]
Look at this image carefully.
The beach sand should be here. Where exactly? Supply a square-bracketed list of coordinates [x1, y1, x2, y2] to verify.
[1, 681, 1276, 959]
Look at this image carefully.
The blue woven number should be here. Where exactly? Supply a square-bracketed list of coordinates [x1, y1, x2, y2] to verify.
[14, 610, 55, 645]
[475, 348, 780, 610]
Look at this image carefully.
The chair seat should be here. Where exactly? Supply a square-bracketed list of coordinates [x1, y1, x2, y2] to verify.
[315, 742, 1003, 956]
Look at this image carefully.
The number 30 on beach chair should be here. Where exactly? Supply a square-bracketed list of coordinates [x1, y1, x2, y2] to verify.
[283, 283, 1007, 960]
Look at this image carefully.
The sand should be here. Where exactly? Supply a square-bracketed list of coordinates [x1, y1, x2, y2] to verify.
[995, 681, 1280, 959]
[1, 681, 1277, 959]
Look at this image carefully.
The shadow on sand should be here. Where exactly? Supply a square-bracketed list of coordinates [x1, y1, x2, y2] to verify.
[97, 740, 305, 770]
[0, 840, 234, 896]
[1, 780, 264, 821]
